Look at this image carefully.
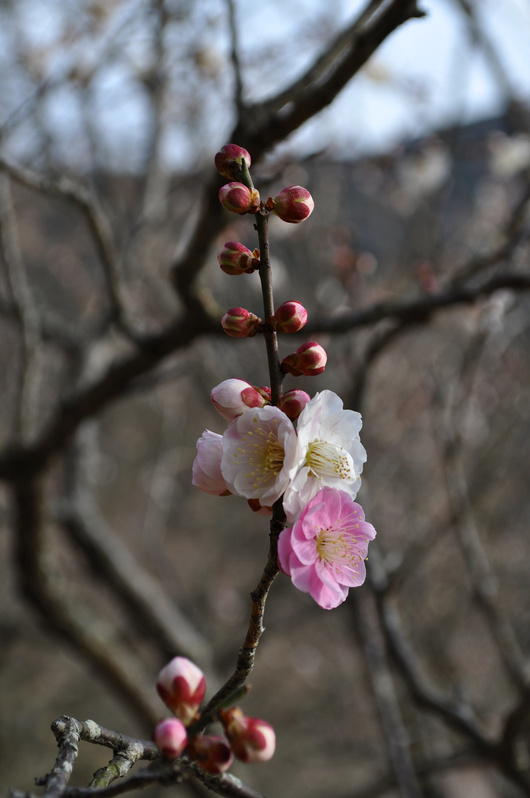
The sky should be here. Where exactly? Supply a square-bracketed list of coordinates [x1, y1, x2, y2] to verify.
[1, 0, 529, 170]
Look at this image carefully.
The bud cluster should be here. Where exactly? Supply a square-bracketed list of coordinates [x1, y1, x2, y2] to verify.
[215, 143, 326, 370]
[154, 656, 275, 774]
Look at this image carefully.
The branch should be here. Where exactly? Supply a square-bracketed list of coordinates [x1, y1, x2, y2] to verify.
[0, 156, 131, 335]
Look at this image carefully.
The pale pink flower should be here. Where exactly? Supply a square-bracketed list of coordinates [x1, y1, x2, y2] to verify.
[221, 406, 297, 505]
[153, 718, 188, 758]
[277, 487, 376, 609]
[211, 378, 269, 421]
[220, 707, 276, 763]
[282, 390, 366, 522]
[192, 431, 230, 496]
[156, 656, 207, 725]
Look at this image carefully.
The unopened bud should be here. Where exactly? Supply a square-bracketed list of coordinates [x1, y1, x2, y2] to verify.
[281, 342, 327, 377]
[215, 144, 251, 180]
[277, 389, 311, 420]
[272, 185, 314, 224]
[188, 734, 234, 775]
[156, 657, 207, 724]
[221, 307, 262, 338]
[271, 300, 308, 333]
[219, 707, 276, 764]
[219, 183, 260, 215]
[217, 242, 260, 276]
[211, 378, 270, 421]
[153, 718, 188, 759]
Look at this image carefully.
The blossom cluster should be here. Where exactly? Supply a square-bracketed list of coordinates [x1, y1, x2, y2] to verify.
[153, 656, 275, 773]
[191, 143, 376, 611]
[194, 384, 375, 609]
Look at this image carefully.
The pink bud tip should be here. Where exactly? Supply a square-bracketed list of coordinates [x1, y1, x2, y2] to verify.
[153, 718, 188, 759]
[220, 708, 276, 764]
[277, 389, 311, 420]
[221, 307, 262, 338]
[188, 734, 234, 775]
[219, 183, 260, 215]
[211, 378, 270, 420]
[215, 144, 251, 180]
[217, 241, 260, 276]
[156, 657, 207, 725]
[272, 185, 314, 224]
[281, 342, 327, 377]
[272, 300, 308, 333]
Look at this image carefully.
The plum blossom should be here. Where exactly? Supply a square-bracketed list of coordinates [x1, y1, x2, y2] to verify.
[221, 405, 297, 505]
[153, 718, 188, 758]
[282, 390, 366, 523]
[277, 487, 376, 609]
[192, 431, 230, 496]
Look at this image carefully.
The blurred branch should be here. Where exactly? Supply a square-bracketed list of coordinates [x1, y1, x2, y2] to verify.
[0, 156, 131, 335]
[351, 587, 425, 798]
[308, 271, 530, 335]
[11, 478, 162, 727]
[56, 427, 214, 670]
[0, 173, 42, 439]
[225, 0, 245, 117]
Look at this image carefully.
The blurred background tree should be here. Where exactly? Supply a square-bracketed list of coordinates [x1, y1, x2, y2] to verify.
[1, 1, 530, 797]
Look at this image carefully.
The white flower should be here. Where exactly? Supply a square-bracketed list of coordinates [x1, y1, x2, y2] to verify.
[282, 390, 366, 522]
[221, 406, 297, 505]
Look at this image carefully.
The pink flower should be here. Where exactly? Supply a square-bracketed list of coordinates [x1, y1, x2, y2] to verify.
[192, 431, 230, 496]
[217, 241, 260, 276]
[271, 300, 308, 333]
[282, 390, 366, 522]
[156, 657, 207, 724]
[153, 718, 188, 758]
[272, 185, 314, 224]
[220, 708, 276, 763]
[215, 144, 251, 180]
[211, 378, 270, 421]
[278, 487, 376, 609]
[219, 182, 260, 215]
[221, 307, 262, 338]
[221, 405, 297, 505]
[188, 734, 234, 774]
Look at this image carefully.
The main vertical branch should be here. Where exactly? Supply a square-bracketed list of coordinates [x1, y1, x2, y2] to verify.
[255, 211, 284, 405]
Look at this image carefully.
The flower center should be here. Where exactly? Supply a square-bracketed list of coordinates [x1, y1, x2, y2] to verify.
[305, 440, 355, 481]
[239, 425, 285, 489]
[316, 527, 361, 570]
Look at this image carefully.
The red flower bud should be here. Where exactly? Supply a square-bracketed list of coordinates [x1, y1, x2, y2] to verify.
[272, 185, 314, 224]
[271, 300, 308, 333]
[215, 144, 251, 180]
[217, 241, 260, 275]
[221, 307, 262, 338]
[277, 389, 311, 420]
[188, 734, 234, 775]
[219, 707, 276, 764]
[156, 657, 207, 725]
[281, 342, 327, 376]
[219, 182, 260, 215]
[153, 718, 188, 759]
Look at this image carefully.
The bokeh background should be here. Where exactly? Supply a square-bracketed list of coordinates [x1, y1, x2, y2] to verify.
[1, 2, 530, 797]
